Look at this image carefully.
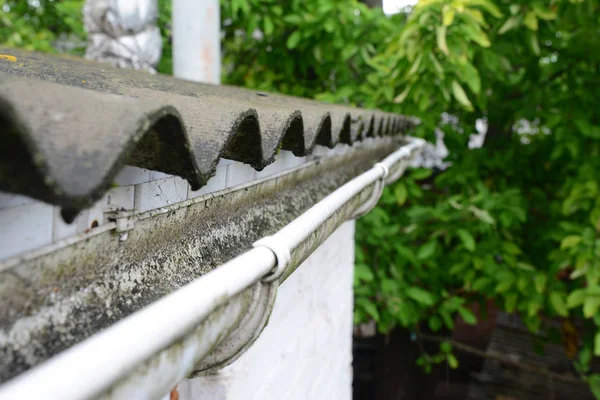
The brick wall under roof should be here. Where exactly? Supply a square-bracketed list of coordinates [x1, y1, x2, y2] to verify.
[0, 147, 352, 261]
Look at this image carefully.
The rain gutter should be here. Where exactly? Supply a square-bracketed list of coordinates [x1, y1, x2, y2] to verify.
[0, 138, 425, 400]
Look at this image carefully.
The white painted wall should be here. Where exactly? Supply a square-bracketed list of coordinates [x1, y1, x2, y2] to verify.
[176, 221, 355, 400]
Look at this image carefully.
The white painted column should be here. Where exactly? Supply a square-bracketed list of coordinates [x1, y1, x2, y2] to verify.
[172, 0, 221, 84]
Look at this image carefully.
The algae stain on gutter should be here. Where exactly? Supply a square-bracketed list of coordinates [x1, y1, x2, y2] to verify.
[0, 139, 397, 383]
[99, 293, 249, 399]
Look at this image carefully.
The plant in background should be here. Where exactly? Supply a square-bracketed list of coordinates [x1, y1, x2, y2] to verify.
[0, 0, 86, 53]
[353, 0, 600, 395]
[220, 0, 398, 102]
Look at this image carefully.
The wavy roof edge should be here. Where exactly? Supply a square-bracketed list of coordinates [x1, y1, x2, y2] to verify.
[0, 48, 413, 222]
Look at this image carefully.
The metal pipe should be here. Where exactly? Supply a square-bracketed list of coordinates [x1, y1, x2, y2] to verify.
[0, 138, 424, 400]
[0, 247, 277, 400]
[254, 138, 425, 281]
[172, 0, 220, 83]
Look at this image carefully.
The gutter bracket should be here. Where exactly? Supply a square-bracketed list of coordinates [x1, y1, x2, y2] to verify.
[104, 210, 136, 233]
[351, 162, 389, 219]
[253, 236, 291, 283]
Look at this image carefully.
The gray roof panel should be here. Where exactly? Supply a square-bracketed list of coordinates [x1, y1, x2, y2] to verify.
[0, 48, 412, 221]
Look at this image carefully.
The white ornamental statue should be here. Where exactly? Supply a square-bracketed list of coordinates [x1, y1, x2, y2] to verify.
[83, 0, 162, 72]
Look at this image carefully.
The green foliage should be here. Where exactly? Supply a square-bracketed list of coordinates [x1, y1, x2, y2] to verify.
[220, 0, 399, 102]
[352, 0, 600, 392]
[0, 0, 86, 54]
[4, 0, 600, 394]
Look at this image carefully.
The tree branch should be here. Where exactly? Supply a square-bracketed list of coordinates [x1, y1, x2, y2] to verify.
[419, 334, 587, 387]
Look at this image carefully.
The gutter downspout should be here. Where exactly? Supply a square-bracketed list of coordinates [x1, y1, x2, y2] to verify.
[0, 138, 425, 400]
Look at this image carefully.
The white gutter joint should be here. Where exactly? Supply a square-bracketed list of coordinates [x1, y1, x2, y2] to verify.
[254, 236, 292, 283]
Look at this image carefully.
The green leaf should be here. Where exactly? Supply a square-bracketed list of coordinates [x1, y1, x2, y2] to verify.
[550, 292, 569, 317]
[560, 235, 582, 249]
[463, 24, 491, 47]
[324, 18, 336, 33]
[357, 298, 380, 322]
[363, 301, 380, 322]
[406, 287, 435, 306]
[516, 262, 535, 272]
[469, 0, 503, 18]
[436, 26, 449, 55]
[447, 354, 459, 369]
[574, 119, 600, 139]
[429, 316, 442, 332]
[458, 307, 477, 325]
[286, 31, 302, 49]
[524, 12, 538, 31]
[567, 289, 586, 308]
[408, 53, 423, 76]
[417, 241, 437, 260]
[505, 293, 518, 312]
[534, 275, 547, 294]
[355, 264, 374, 282]
[428, 52, 445, 77]
[472, 277, 491, 291]
[456, 229, 476, 252]
[283, 14, 303, 24]
[440, 341, 452, 353]
[584, 297, 600, 318]
[411, 168, 433, 180]
[442, 5, 455, 26]
[393, 85, 411, 104]
[502, 242, 522, 255]
[394, 182, 408, 205]
[461, 62, 482, 94]
[468, 206, 496, 224]
[533, 4, 557, 20]
[589, 374, 600, 399]
[580, 347, 593, 370]
[594, 332, 600, 357]
[451, 80, 473, 111]
[440, 310, 455, 329]
[498, 16, 520, 35]
[528, 31, 540, 55]
[528, 300, 541, 317]
[263, 17, 274, 36]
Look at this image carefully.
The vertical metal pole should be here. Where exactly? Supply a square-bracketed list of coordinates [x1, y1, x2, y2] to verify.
[172, 0, 221, 84]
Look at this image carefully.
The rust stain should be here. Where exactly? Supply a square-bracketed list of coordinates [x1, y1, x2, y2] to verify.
[201, 39, 213, 82]
[201, 5, 216, 83]
[0, 54, 17, 62]
[206, 5, 215, 20]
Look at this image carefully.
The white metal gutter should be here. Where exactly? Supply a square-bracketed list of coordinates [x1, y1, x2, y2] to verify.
[0, 137, 425, 400]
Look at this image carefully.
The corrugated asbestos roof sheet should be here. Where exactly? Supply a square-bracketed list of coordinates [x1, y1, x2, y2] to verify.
[0, 47, 412, 222]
